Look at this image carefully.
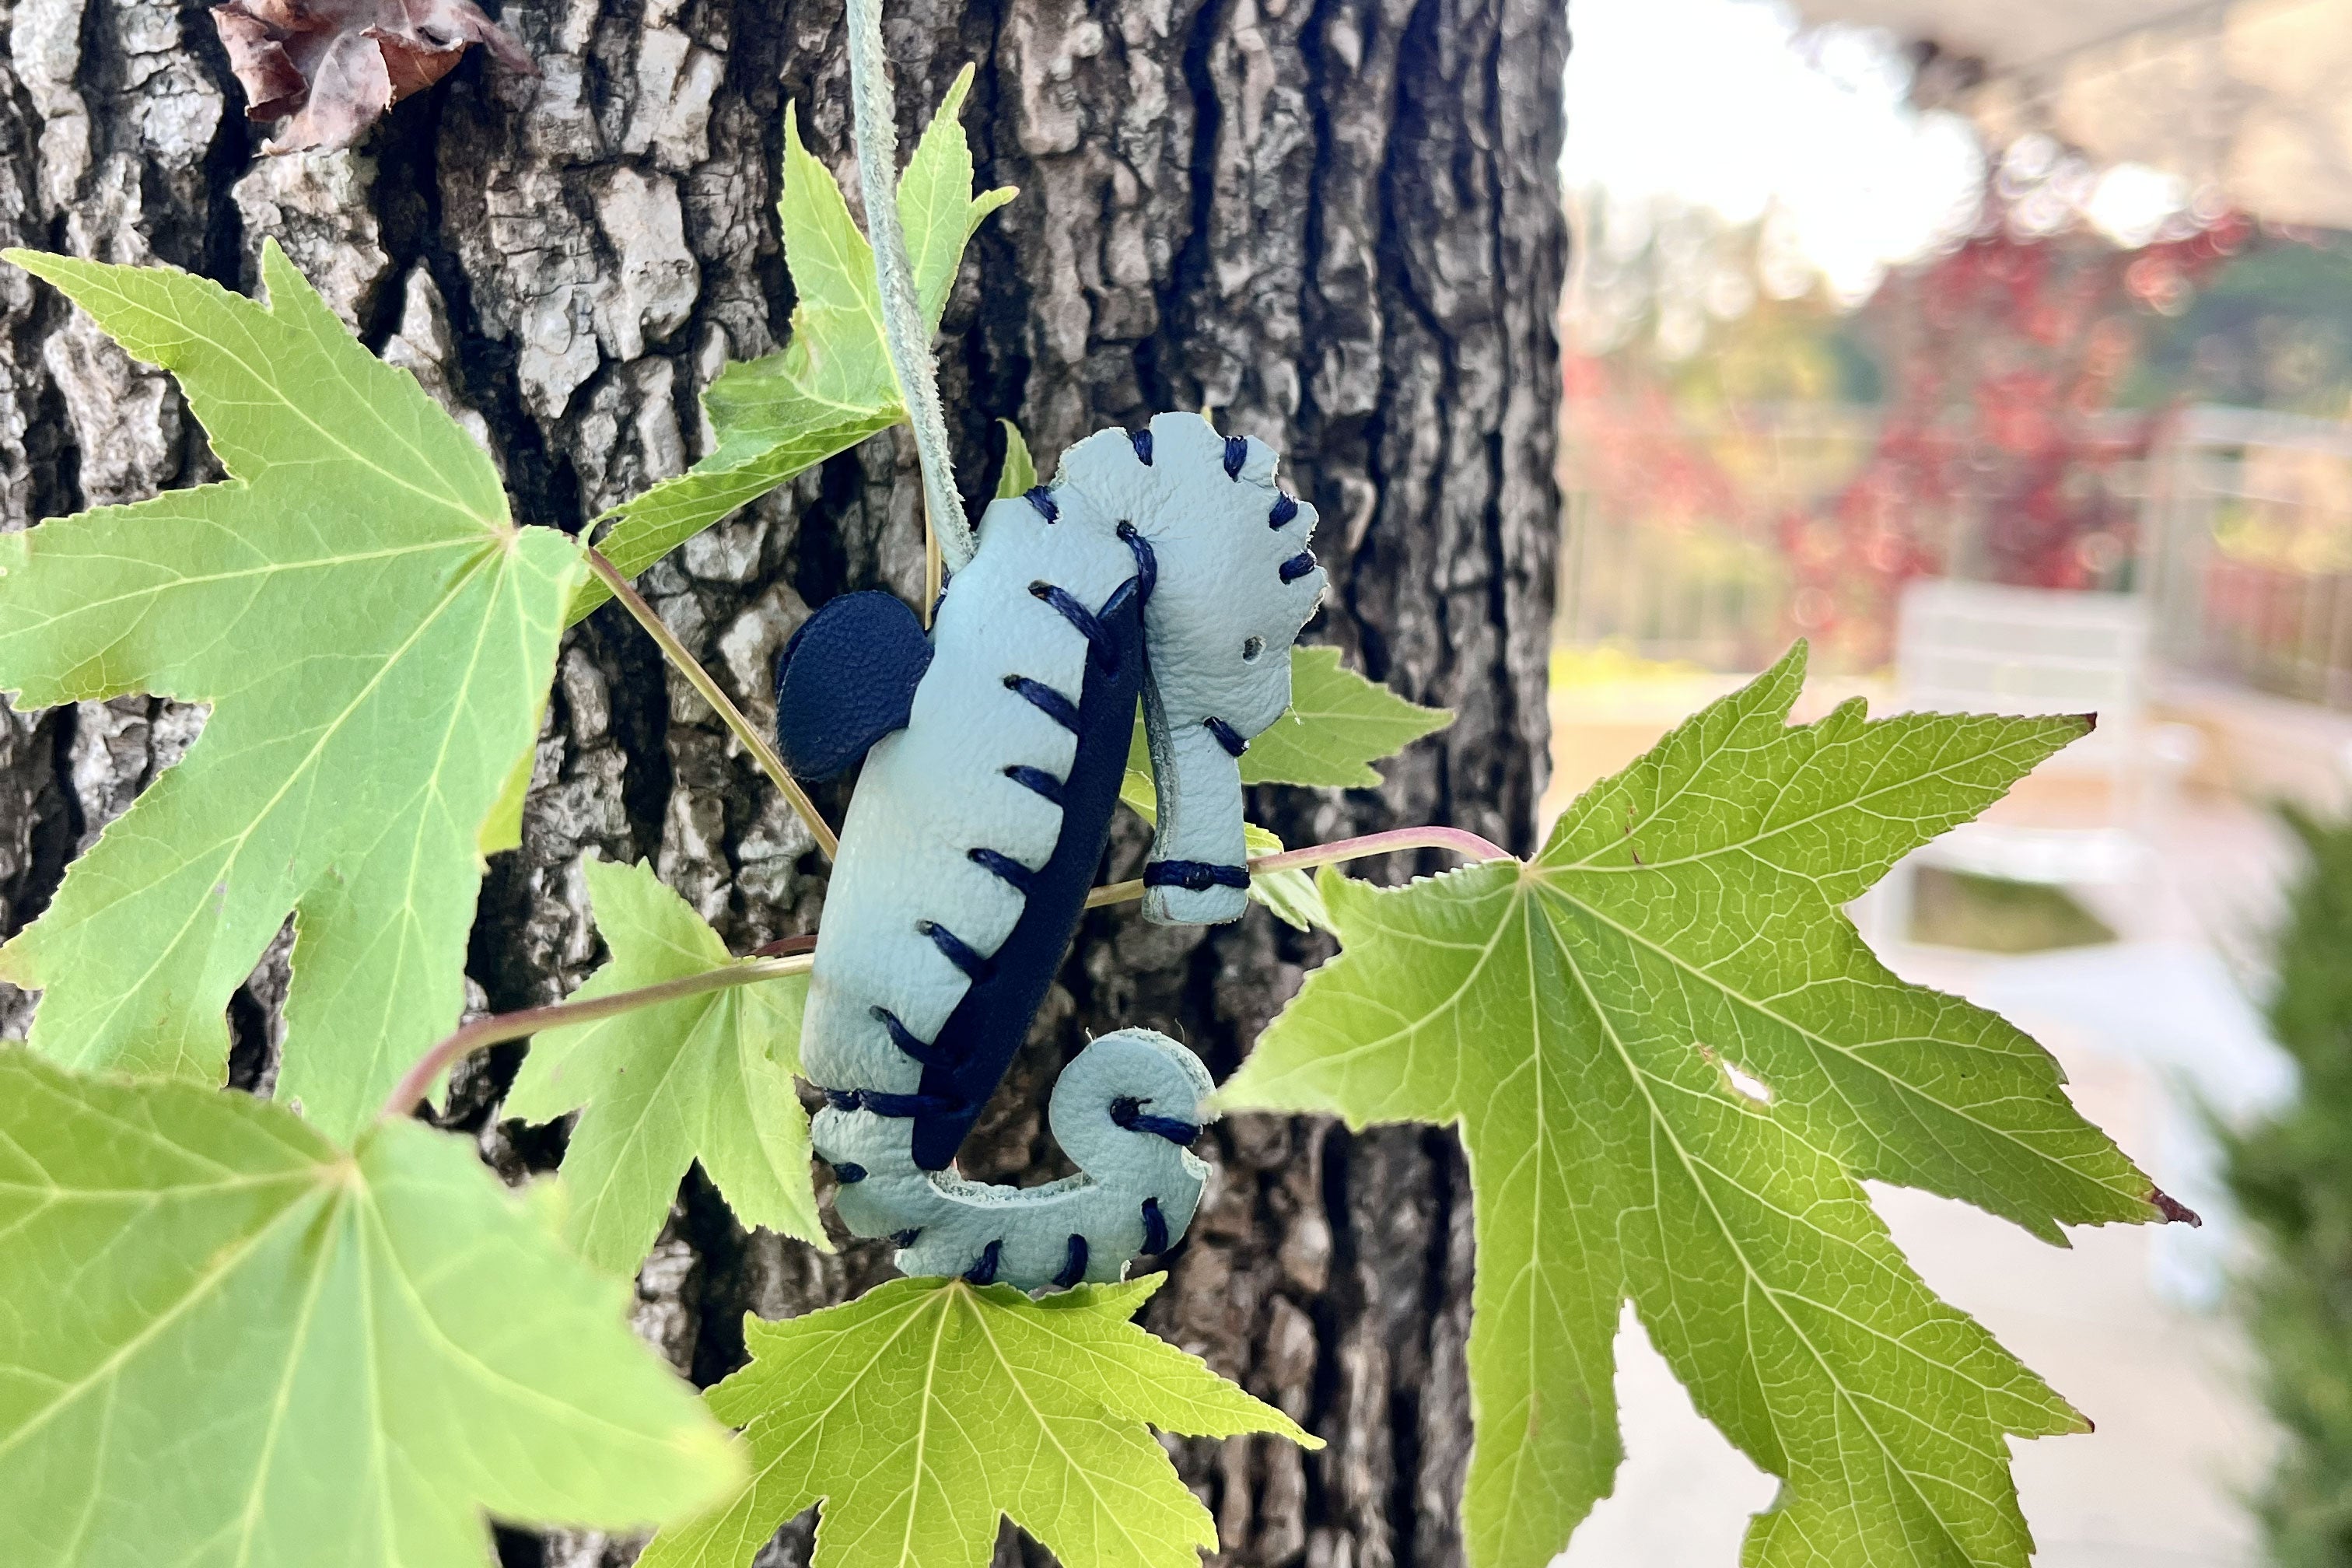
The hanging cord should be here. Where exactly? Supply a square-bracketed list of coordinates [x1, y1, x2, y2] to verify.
[845, 0, 975, 576]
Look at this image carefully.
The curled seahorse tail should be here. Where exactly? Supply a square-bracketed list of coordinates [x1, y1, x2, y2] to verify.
[814, 1029, 1213, 1290]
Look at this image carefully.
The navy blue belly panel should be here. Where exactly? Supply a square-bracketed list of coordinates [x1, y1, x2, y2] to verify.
[910, 586, 1148, 1170]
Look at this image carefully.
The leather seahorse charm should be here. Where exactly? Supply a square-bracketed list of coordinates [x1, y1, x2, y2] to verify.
[773, 412, 1326, 1290]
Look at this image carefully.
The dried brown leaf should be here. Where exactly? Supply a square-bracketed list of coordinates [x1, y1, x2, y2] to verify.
[209, 0, 534, 155]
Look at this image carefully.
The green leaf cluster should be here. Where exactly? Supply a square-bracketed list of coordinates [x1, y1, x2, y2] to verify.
[2224, 807, 2352, 1568]
[0, 1048, 738, 1566]
[0, 58, 2173, 1568]
[1221, 646, 2167, 1568]
[575, 66, 1014, 621]
[0, 86, 1331, 1565]
[642, 1276, 1316, 1568]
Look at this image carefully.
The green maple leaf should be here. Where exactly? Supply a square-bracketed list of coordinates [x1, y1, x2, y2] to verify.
[576, 65, 1016, 621]
[1218, 645, 2172, 1568]
[642, 1276, 1318, 1568]
[504, 856, 823, 1275]
[0, 242, 583, 1139]
[0, 1047, 738, 1566]
[996, 418, 1038, 499]
[1239, 821, 1332, 932]
[1125, 646, 1451, 793]
[1240, 645, 1451, 787]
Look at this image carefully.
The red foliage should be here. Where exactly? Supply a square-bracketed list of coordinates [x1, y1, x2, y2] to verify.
[1561, 355, 1743, 536]
[1563, 198, 2253, 667]
[1810, 211, 2251, 614]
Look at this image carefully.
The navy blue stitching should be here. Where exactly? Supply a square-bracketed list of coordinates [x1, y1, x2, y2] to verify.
[1140, 1197, 1169, 1255]
[891, 1227, 924, 1248]
[1129, 428, 1154, 465]
[964, 1239, 1004, 1285]
[1269, 493, 1299, 528]
[832, 1161, 868, 1184]
[1111, 1094, 1202, 1146]
[1025, 485, 1059, 522]
[1203, 716, 1248, 757]
[968, 846, 1035, 894]
[1279, 551, 1318, 584]
[1054, 1234, 1090, 1290]
[1003, 764, 1065, 804]
[824, 1086, 967, 1118]
[1031, 581, 1119, 667]
[1116, 522, 1157, 606]
[871, 1005, 958, 1070]
[1223, 436, 1248, 478]
[1144, 859, 1250, 891]
[918, 919, 990, 980]
[1004, 674, 1082, 732]
[871, 1005, 925, 1052]
[1097, 576, 1140, 626]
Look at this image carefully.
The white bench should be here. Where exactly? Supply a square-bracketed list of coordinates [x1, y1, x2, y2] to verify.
[1861, 579, 2187, 944]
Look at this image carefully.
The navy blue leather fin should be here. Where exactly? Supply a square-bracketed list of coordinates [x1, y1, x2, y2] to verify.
[774, 591, 934, 782]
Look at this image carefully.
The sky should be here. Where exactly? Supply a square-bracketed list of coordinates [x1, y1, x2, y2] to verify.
[1562, 0, 1986, 304]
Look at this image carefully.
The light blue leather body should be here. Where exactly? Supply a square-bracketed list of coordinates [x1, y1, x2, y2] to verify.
[795, 412, 1325, 1290]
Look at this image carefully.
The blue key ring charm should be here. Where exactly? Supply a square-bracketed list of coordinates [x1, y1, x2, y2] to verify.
[773, 413, 1325, 1290]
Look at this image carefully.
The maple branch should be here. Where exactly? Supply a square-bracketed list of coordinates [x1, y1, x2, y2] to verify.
[381, 952, 817, 1121]
[844, 0, 974, 573]
[1082, 825, 1515, 908]
[750, 932, 821, 958]
[582, 545, 839, 859]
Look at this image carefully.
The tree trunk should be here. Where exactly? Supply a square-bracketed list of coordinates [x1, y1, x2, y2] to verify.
[0, 0, 1566, 1562]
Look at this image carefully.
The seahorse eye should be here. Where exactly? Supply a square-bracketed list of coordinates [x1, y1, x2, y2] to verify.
[1241, 635, 1265, 663]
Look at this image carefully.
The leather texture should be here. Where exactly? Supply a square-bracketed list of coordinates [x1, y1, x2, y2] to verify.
[773, 590, 934, 781]
[907, 584, 1148, 1169]
[794, 411, 1325, 1290]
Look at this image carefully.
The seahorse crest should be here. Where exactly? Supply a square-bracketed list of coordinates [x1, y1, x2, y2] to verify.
[1052, 411, 1327, 738]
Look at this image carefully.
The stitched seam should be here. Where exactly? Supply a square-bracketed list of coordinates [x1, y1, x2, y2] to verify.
[1143, 859, 1249, 891]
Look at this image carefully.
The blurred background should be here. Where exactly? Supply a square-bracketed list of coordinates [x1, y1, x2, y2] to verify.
[1549, 2, 2352, 1563]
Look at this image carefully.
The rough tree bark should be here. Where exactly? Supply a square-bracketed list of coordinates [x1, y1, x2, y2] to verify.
[0, 0, 1566, 1563]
